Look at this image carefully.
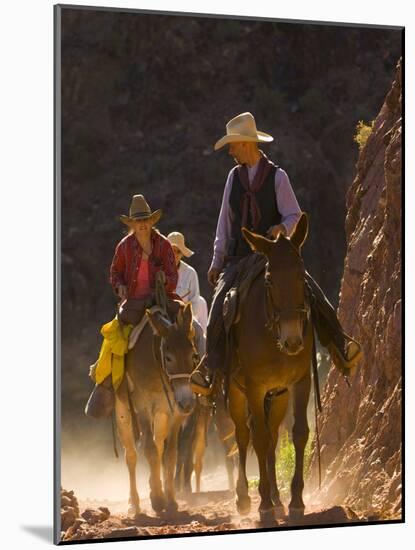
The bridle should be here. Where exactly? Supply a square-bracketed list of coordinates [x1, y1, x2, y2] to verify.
[264, 262, 311, 350]
[159, 336, 199, 383]
[152, 327, 199, 414]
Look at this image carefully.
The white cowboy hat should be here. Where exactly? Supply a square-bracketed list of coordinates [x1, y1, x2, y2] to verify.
[167, 232, 194, 257]
[120, 194, 162, 226]
[214, 112, 274, 151]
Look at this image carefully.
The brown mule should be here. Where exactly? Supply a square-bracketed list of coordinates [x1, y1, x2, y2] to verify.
[228, 213, 313, 523]
[114, 302, 197, 517]
[175, 375, 237, 497]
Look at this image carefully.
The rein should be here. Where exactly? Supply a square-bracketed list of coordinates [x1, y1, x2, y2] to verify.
[264, 268, 310, 348]
[152, 270, 193, 411]
[151, 319, 198, 414]
[311, 328, 322, 490]
[153, 335, 175, 414]
[263, 261, 323, 490]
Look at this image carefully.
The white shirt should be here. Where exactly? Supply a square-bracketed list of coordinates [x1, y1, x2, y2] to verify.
[176, 260, 208, 332]
[211, 161, 302, 270]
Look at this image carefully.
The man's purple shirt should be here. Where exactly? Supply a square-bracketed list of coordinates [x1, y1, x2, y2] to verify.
[211, 160, 302, 270]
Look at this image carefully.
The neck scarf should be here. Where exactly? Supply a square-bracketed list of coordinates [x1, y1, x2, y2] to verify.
[237, 152, 274, 230]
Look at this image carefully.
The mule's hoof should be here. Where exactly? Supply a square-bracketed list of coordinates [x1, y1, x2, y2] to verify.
[274, 504, 286, 520]
[150, 492, 167, 513]
[165, 500, 179, 513]
[259, 507, 276, 524]
[236, 495, 251, 515]
[127, 503, 141, 518]
[289, 507, 305, 521]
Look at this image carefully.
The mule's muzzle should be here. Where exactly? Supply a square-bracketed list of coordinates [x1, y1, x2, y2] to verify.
[282, 337, 304, 356]
[174, 383, 196, 416]
[177, 400, 195, 416]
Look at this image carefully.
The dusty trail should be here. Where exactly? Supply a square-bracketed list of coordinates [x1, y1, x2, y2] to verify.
[61, 488, 373, 542]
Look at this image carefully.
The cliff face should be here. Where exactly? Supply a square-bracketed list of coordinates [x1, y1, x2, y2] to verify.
[310, 60, 402, 519]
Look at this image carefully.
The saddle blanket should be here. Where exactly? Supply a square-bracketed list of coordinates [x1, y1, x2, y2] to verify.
[93, 306, 165, 390]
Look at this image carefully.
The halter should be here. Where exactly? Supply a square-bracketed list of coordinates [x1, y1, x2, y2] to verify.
[152, 326, 199, 414]
[159, 336, 199, 382]
[264, 264, 310, 349]
[151, 271, 197, 408]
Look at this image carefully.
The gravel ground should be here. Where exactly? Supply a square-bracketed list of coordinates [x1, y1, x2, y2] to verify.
[61, 489, 371, 542]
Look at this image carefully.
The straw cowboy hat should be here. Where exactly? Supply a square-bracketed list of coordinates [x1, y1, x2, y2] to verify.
[120, 194, 162, 226]
[167, 232, 194, 257]
[214, 112, 274, 151]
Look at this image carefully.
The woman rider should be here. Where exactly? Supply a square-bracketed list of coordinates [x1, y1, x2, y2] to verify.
[111, 194, 178, 325]
[85, 195, 178, 418]
[167, 231, 208, 333]
[167, 231, 208, 359]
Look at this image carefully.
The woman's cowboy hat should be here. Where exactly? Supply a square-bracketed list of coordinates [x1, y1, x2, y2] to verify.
[167, 232, 194, 257]
[214, 112, 274, 151]
[120, 194, 162, 226]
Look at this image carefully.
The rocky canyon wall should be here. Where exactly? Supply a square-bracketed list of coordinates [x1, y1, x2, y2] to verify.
[309, 59, 402, 519]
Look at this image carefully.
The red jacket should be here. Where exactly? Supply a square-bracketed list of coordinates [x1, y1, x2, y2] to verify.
[109, 230, 178, 298]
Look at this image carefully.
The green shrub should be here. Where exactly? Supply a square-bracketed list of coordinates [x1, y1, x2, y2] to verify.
[248, 477, 259, 489]
[247, 430, 314, 499]
[354, 120, 374, 150]
[276, 430, 313, 499]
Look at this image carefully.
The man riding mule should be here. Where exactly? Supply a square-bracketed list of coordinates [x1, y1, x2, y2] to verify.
[190, 112, 362, 395]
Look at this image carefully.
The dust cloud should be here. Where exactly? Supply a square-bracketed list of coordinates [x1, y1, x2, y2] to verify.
[60, 418, 253, 506]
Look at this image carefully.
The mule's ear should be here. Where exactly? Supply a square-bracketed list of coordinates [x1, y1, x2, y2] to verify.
[182, 302, 193, 331]
[242, 227, 272, 256]
[146, 309, 171, 337]
[290, 213, 308, 251]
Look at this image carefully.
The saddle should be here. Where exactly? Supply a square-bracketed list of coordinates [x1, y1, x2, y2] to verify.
[128, 305, 166, 350]
[223, 254, 267, 334]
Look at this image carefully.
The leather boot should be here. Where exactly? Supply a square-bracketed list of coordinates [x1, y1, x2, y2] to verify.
[190, 355, 215, 396]
[326, 336, 363, 377]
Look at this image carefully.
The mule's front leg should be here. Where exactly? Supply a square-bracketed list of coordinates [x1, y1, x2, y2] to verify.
[162, 417, 182, 512]
[289, 374, 311, 519]
[115, 380, 140, 517]
[141, 413, 166, 513]
[249, 395, 275, 523]
[193, 409, 209, 493]
[215, 394, 236, 492]
[224, 447, 236, 492]
[267, 390, 289, 518]
[229, 381, 251, 515]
